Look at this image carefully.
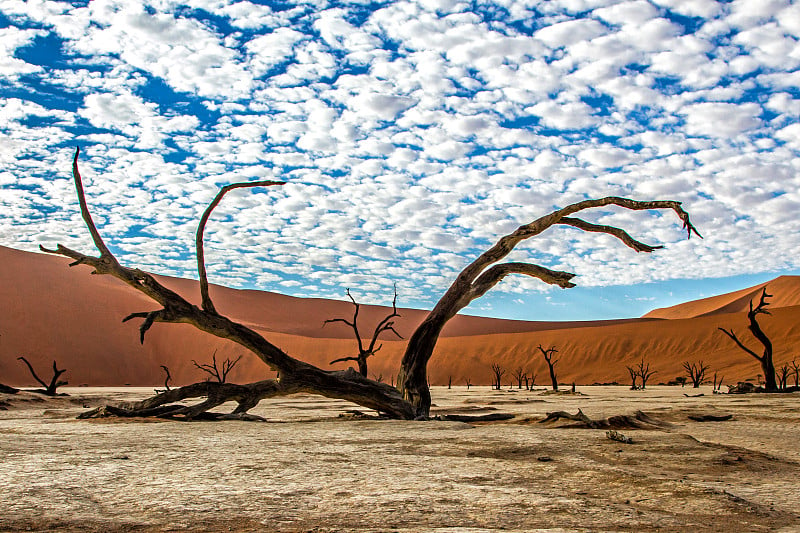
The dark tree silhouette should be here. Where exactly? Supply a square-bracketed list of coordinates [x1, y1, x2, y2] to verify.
[526, 371, 537, 390]
[160, 365, 172, 391]
[626, 365, 638, 390]
[490, 363, 506, 390]
[17, 357, 67, 396]
[464, 377, 472, 390]
[192, 352, 242, 384]
[719, 288, 777, 392]
[777, 364, 790, 390]
[512, 367, 526, 389]
[712, 372, 724, 393]
[791, 359, 800, 388]
[682, 360, 710, 388]
[326, 286, 402, 377]
[538, 345, 559, 391]
[633, 358, 657, 389]
[47, 148, 699, 420]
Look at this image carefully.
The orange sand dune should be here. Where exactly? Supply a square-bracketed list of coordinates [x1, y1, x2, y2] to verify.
[644, 275, 800, 319]
[2, 245, 798, 389]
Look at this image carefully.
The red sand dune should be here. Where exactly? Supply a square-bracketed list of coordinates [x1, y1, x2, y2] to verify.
[2, 245, 799, 389]
[644, 275, 800, 319]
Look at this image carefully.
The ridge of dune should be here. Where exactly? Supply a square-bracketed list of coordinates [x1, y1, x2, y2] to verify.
[643, 275, 800, 319]
[2, 244, 799, 388]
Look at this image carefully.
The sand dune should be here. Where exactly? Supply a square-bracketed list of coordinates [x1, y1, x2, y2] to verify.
[644, 275, 800, 319]
[2, 245, 799, 388]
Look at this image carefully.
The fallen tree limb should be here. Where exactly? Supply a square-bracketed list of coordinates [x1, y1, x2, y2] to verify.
[79, 379, 298, 421]
[0, 383, 19, 394]
[436, 413, 515, 423]
[539, 409, 668, 429]
[688, 414, 733, 422]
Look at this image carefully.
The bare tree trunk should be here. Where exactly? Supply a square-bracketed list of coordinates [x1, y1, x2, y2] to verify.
[719, 288, 777, 392]
[538, 345, 559, 391]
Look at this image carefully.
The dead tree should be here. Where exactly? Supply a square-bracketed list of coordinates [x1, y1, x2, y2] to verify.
[791, 360, 800, 388]
[712, 372, 724, 393]
[490, 363, 506, 390]
[626, 365, 638, 390]
[683, 361, 710, 388]
[512, 367, 526, 389]
[538, 345, 559, 391]
[17, 357, 67, 396]
[526, 371, 537, 390]
[192, 352, 242, 383]
[161, 365, 172, 391]
[777, 364, 790, 390]
[634, 358, 657, 389]
[464, 377, 472, 390]
[326, 286, 402, 377]
[46, 148, 699, 420]
[719, 288, 777, 392]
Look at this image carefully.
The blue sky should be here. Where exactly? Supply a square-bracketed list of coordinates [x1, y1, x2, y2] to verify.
[1, 0, 799, 321]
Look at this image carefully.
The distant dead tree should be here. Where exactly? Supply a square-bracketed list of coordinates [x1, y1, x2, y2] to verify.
[464, 377, 472, 390]
[326, 286, 402, 377]
[712, 372, 724, 393]
[192, 352, 242, 384]
[51, 148, 699, 420]
[512, 367, 527, 389]
[777, 364, 790, 390]
[447, 375, 452, 389]
[526, 371, 537, 390]
[538, 345, 559, 391]
[791, 360, 800, 388]
[674, 376, 687, 387]
[718, 288, 777, 392]
[682, 361, 710, 388]
[626, 365, 638, 390]
[631, 358, 656, 389]
[490, 364, 506, 390]
[371, 372, 384, 384]
[160, 365, 172, 391]
[17, 357, 68, 396]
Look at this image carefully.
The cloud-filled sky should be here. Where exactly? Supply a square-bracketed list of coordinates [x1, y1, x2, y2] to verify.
[1, 0, 799, 321]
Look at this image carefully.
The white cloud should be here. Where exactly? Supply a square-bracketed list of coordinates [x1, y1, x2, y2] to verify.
[535, 18, 608, 48]
[680, 102, 763, 137]
[1, 0, 799, 314]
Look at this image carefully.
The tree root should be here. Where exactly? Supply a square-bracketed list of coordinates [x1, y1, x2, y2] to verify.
[539, 409, 669, 429]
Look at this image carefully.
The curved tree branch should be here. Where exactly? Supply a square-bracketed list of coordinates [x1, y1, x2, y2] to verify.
[197, 180, 284, 314]
[718, 328, 762, 361]
[17, 356, 48, 389]
[558, 217, 663, 253]
[470, 263, 576, 303]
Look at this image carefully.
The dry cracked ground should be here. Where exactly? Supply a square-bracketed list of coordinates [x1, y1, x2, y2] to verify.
[1, 385, 800, 532]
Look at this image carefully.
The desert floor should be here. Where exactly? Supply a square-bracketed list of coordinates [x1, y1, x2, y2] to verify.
[1, 385, 800, 532]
